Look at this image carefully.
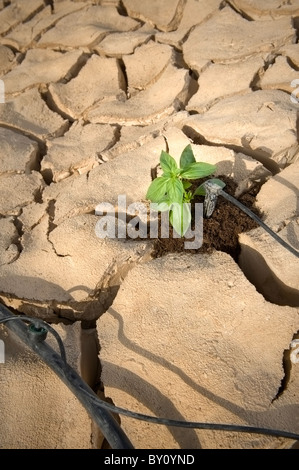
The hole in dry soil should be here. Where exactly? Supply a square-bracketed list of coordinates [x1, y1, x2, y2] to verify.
[151, 175, 263, 263]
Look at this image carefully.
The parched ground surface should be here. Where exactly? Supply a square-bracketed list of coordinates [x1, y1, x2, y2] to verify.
[0, 0, 298, 450]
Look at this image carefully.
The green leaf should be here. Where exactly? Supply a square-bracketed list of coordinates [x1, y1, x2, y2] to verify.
[193, 178, 226, 196]
[193, 184, 206, 196]
[160, 150, 178, 175]
[179, 144, 196, 169]
[167, 177, 184, 204]
[150, 200, 172, 212]
[180, 162, 216, 180]
[170, 203, 191, 237]
[183, 181, 192, 190]
[146, 176, 168, 202]
[183, 190, 193, 203]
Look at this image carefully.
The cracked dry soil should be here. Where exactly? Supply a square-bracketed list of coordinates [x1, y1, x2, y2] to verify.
[0, 0, 298, 451]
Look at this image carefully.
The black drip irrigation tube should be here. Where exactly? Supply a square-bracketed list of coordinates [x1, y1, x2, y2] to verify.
[1, 303, 299, 448]
[0, 303, 134, 450]
[203, 181, 299, 259]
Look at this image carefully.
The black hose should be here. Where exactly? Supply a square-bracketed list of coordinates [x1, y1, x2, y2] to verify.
[77, 385, 299, 441]
[219, 190, 299, 259]
[1, 307, 299, 445]
[0, 315, 67, 363]
[203, 180, 299, 259]
[0, 303, 134, 450]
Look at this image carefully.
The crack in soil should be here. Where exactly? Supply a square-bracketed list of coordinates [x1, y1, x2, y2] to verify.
[45, 199, 70, 257]
[3, 214, 24, 264]
[97, 125, 122, 163]
[272, 330, 299, 402]
[90, 246, 153, 315]
[45, 198, 65, 257]
[182, 124, 281, 174]
[0, 122, 48, 156]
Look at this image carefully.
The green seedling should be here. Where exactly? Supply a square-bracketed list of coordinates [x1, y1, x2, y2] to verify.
[146, 144, 224, 236]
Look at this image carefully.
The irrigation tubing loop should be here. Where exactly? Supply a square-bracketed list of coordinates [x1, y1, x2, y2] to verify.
[1, 303, 299, 448]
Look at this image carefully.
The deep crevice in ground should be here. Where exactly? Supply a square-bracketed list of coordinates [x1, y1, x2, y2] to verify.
[272, 330, 299, 402]
[10, 215, 24, 261]
[225, 1, 255, 21]
[239, 245, 299, 307]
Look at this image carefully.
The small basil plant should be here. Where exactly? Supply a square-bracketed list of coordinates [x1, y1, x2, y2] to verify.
[146, 144, 225, 236]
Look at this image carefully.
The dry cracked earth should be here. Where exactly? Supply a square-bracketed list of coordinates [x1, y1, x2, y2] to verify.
[0, 0, 299, 450]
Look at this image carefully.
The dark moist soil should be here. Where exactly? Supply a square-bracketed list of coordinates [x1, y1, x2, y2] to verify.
[151, 175, 263, 262]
